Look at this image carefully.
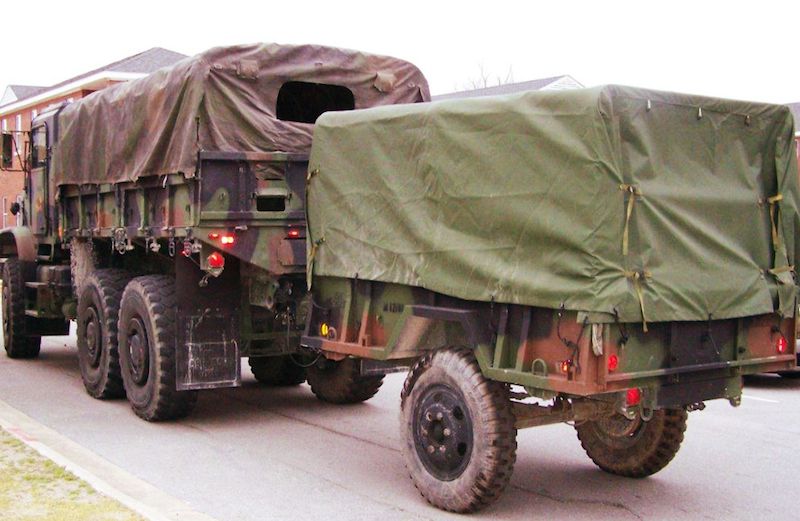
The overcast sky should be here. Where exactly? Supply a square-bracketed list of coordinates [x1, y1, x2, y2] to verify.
[3, 0, 799, 103]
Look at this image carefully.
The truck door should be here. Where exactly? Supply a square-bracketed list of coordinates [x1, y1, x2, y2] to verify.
[28, 125, 49, 235]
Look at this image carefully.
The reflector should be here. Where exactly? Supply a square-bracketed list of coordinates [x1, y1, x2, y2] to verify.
[208, 251, 225, 269]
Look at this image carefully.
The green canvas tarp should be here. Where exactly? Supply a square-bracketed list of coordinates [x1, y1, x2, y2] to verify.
[51, 43, 429, 186]
[307, 85, 799, 324]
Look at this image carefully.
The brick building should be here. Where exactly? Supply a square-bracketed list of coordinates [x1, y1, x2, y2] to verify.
[0, 47, 186, 228]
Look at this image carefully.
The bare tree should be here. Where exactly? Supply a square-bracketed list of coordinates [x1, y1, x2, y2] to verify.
[460, 64, 515, 91]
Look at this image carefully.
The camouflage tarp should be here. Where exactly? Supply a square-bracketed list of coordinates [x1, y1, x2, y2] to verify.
[52, 43, 429, 185]
[307, 85, 799, 324]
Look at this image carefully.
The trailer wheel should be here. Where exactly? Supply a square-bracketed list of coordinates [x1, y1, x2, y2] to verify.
[575, 408, 687, 477]
[777, 371, 800, 379]
[118, 275, 197, 421]
[249, 356, 305, 386]
[400, 348, 517, 513]
[306, 357, 383, 403]
[2, 258, 41, 359]
[76, 269, 131, 399]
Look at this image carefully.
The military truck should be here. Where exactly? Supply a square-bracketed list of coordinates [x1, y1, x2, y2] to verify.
[301, 86, 800, 511]
[0, 43, 429, 421]
[2, 43, 798, 514]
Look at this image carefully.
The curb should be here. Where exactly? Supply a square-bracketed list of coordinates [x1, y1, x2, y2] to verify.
[0, 397, 217, 521]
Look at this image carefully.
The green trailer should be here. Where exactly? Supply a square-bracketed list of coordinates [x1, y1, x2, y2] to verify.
[301, 85, 800, 511]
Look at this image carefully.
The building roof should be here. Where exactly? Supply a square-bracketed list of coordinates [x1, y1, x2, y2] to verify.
[433, 75, 583, 101]
[0, 47, 187, 110]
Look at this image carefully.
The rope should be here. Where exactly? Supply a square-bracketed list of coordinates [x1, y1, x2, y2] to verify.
[619, 184, 641, 256]
[623, 270, 651, 333]
[767, 193, 783, 252]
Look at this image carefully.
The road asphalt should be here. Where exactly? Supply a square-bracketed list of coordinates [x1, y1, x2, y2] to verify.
[1, 329, 798, 520]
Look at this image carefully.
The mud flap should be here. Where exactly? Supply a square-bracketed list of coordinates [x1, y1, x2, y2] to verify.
[175, 254, 242, 390]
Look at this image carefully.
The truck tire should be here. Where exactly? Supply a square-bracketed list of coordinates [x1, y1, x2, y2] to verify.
[76, 269, 131, 399]
[400, 348, 517, 513]
[249, 356, 305, 386]
[306, 357, 383, 403]
[778, 371, 800, 379]
[2, 258, 41, 359]
[117, 275, 197, 421]
[575, 408, 687, 477]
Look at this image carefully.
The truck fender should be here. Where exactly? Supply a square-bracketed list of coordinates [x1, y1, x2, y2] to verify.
[0, 226, 37, 261]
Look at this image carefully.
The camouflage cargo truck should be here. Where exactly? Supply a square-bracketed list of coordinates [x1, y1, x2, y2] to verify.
[0, 43, 429, 421]
[301, 86, 800, 512]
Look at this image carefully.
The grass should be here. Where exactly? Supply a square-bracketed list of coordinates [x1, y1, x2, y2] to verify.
[0, 427, 145, 521]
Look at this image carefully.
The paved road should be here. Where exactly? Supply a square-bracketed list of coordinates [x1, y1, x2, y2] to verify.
[1, 329, 798, 520]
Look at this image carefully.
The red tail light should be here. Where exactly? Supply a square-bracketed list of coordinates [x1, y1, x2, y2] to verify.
[777, 335, 789, 354]
[607, 354, 619, 372]
[626, 388, 642, 406]
[287, 229, 301, 239]
[208, 232, 235, 246]
[207, 251, 225, 269]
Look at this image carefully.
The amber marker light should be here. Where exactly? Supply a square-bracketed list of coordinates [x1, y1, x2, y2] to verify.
[559, 360, 572, 374]
[220, 234, 235, 246]
[320, 323, 329, 337]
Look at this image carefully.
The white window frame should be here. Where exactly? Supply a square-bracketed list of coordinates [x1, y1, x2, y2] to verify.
[2, 197, 7, 228]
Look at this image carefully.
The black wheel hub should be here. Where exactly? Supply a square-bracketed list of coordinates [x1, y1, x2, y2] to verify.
[126, 317, 149, 385]
[594, 414, 644, 448]
[413, 384, 473, 481]
[84, 307, 102, 368]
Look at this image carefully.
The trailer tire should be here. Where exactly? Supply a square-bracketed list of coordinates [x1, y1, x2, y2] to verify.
[575, 408, 687, 478]
[306, 357, 383, 404]
[77, 269, 131, 399]
[249, 356, 305, 386]
[778, 371, 800, 379]
[400, 348, 517, 513]
[118, 275, 197, 421]
[2, 258, 41, 359]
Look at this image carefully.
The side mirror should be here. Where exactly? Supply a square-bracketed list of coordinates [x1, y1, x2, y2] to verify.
[1, 133, 12, 169]
[9, 202, 20, 216]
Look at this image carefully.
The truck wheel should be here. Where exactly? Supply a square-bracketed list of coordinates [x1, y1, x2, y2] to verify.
[400, 348, 517, 513]
[118, 275, 197, 421]
[76, 269, 131, 399]
[2, 258, 41, 359]
[575, 408, 687, 477]
[306, 357, 383, 403]
[249, 356, 305, 386]
[778, 371, 800, 379]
